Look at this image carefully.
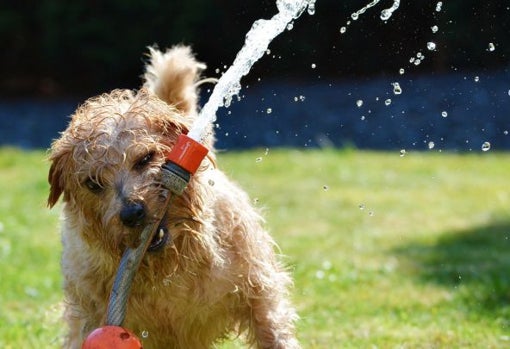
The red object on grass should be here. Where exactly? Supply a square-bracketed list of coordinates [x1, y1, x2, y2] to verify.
[81, 326, 143, 349]
[166, 134, 209, 174]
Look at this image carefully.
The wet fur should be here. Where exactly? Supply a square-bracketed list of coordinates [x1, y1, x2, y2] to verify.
[48, 46, 299, 348]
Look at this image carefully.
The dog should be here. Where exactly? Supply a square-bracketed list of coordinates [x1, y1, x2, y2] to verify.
[48, 46, 300, 348]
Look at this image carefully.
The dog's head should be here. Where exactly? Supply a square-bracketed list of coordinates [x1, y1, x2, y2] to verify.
[48, 46, 211, 253]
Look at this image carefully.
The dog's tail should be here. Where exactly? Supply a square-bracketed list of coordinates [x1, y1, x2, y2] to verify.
[143, 46, 206, 116]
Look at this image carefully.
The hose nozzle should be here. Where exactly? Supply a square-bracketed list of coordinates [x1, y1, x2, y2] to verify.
[161, 134, 209, 195]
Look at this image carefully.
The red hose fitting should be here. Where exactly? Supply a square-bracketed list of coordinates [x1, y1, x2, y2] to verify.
[166, 134, 208, 175]
[161, 134, 209, 195]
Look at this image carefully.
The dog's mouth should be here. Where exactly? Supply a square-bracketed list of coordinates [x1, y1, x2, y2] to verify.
[148, 213, 170, 252]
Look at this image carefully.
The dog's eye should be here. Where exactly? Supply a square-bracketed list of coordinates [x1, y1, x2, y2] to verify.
[84, 178, 103, 193]
[134, 151, 155, 170]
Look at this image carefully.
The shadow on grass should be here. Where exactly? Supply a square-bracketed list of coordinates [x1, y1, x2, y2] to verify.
[393, 219, 510, 315]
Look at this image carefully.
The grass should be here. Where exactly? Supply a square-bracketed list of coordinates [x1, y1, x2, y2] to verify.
[1, 146, 509, 348]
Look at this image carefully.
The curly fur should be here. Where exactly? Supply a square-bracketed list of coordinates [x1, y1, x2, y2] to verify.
[48, 46, 299, 348]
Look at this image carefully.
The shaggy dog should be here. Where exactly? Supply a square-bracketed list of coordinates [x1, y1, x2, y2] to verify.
[48, 46, 299, 348]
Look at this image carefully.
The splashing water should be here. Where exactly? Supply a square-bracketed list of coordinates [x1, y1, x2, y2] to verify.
[427, 42, 437, 51]
[392, 82, 402, 95]
[343, 0, 400, 33]
[380, 0, 400, 21]
[481, 141, 491, 152]
[187, 0, 315, 143]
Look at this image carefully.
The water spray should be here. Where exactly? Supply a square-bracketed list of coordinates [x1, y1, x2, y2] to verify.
[188, 0, 316, 144]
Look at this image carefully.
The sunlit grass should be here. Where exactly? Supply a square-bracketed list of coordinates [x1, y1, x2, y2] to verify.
[1, 147, 509, 348]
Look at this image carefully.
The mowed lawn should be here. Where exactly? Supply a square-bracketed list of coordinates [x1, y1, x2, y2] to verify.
[0, 147, 509, 348]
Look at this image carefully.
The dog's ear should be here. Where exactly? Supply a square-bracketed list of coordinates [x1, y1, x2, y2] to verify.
[47, 143, 70, 208]
[143, 45, 206, 116]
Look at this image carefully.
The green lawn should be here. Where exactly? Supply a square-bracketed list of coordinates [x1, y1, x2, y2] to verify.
[1, 147, 509, 348]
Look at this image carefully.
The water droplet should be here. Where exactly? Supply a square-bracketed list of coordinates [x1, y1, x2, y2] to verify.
[488, 42, 495, 52]
[368, 211, 374, 217]
[214, 68, 220, 74]
[356, 99, 363, 107]
[441, 111, 448, 117]
[428, 141, 435, 149]
[380, 9, 391, 21]
[307, 2, 316, 15]
[413, 58, 421, 66]
[323, 185, 329, 191]
[266, 108, 272, 114]
[255, 157, 263, 162]
[265, 49, 271, 55]
[359, 204, 366, 210]
[351, 12, 359, 21]
[399, 68, 405, 75]
[141, 330, 149, 338]
[431, 25, 439, 33]
[208, 179, 215, 186]
[380, 1, 400, 21]
[360, 115, 366, 121]
[286, 22, 294, 30]
[435, 1, 443, 12]
[384, 98, 392, 106]
[399, 149, 406, 157]
[392, 82, 402, 95]
[340, 26, 347, 34]
[474, 76, 480, 82]
[264, 148, 269, 155]
[504, 130, 509, 135]
[427, 42, 436, 51]
[481, 141, 491, 151]
[253, 198, 259, 204]
[311, 63, 317, 69]
[299, 95, 306, 102]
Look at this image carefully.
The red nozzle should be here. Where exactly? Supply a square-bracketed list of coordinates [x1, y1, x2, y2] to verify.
[166, 134, 208, 175]
[81, 326, 143, 349]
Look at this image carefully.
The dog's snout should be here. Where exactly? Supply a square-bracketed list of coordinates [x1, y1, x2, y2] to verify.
[120, 201, 146, 227]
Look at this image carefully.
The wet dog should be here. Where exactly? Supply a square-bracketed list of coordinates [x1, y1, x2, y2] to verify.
[48, 46, 299, 348]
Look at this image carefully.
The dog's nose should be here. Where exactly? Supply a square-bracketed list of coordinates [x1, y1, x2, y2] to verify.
[120, 201, 146, 227]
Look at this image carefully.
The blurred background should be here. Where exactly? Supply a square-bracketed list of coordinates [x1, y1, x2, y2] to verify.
[1, 0, 509, 150]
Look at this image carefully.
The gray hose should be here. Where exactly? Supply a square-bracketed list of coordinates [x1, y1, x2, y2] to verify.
[106, 162, 189, 326]
[106, 215, 163, 326]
